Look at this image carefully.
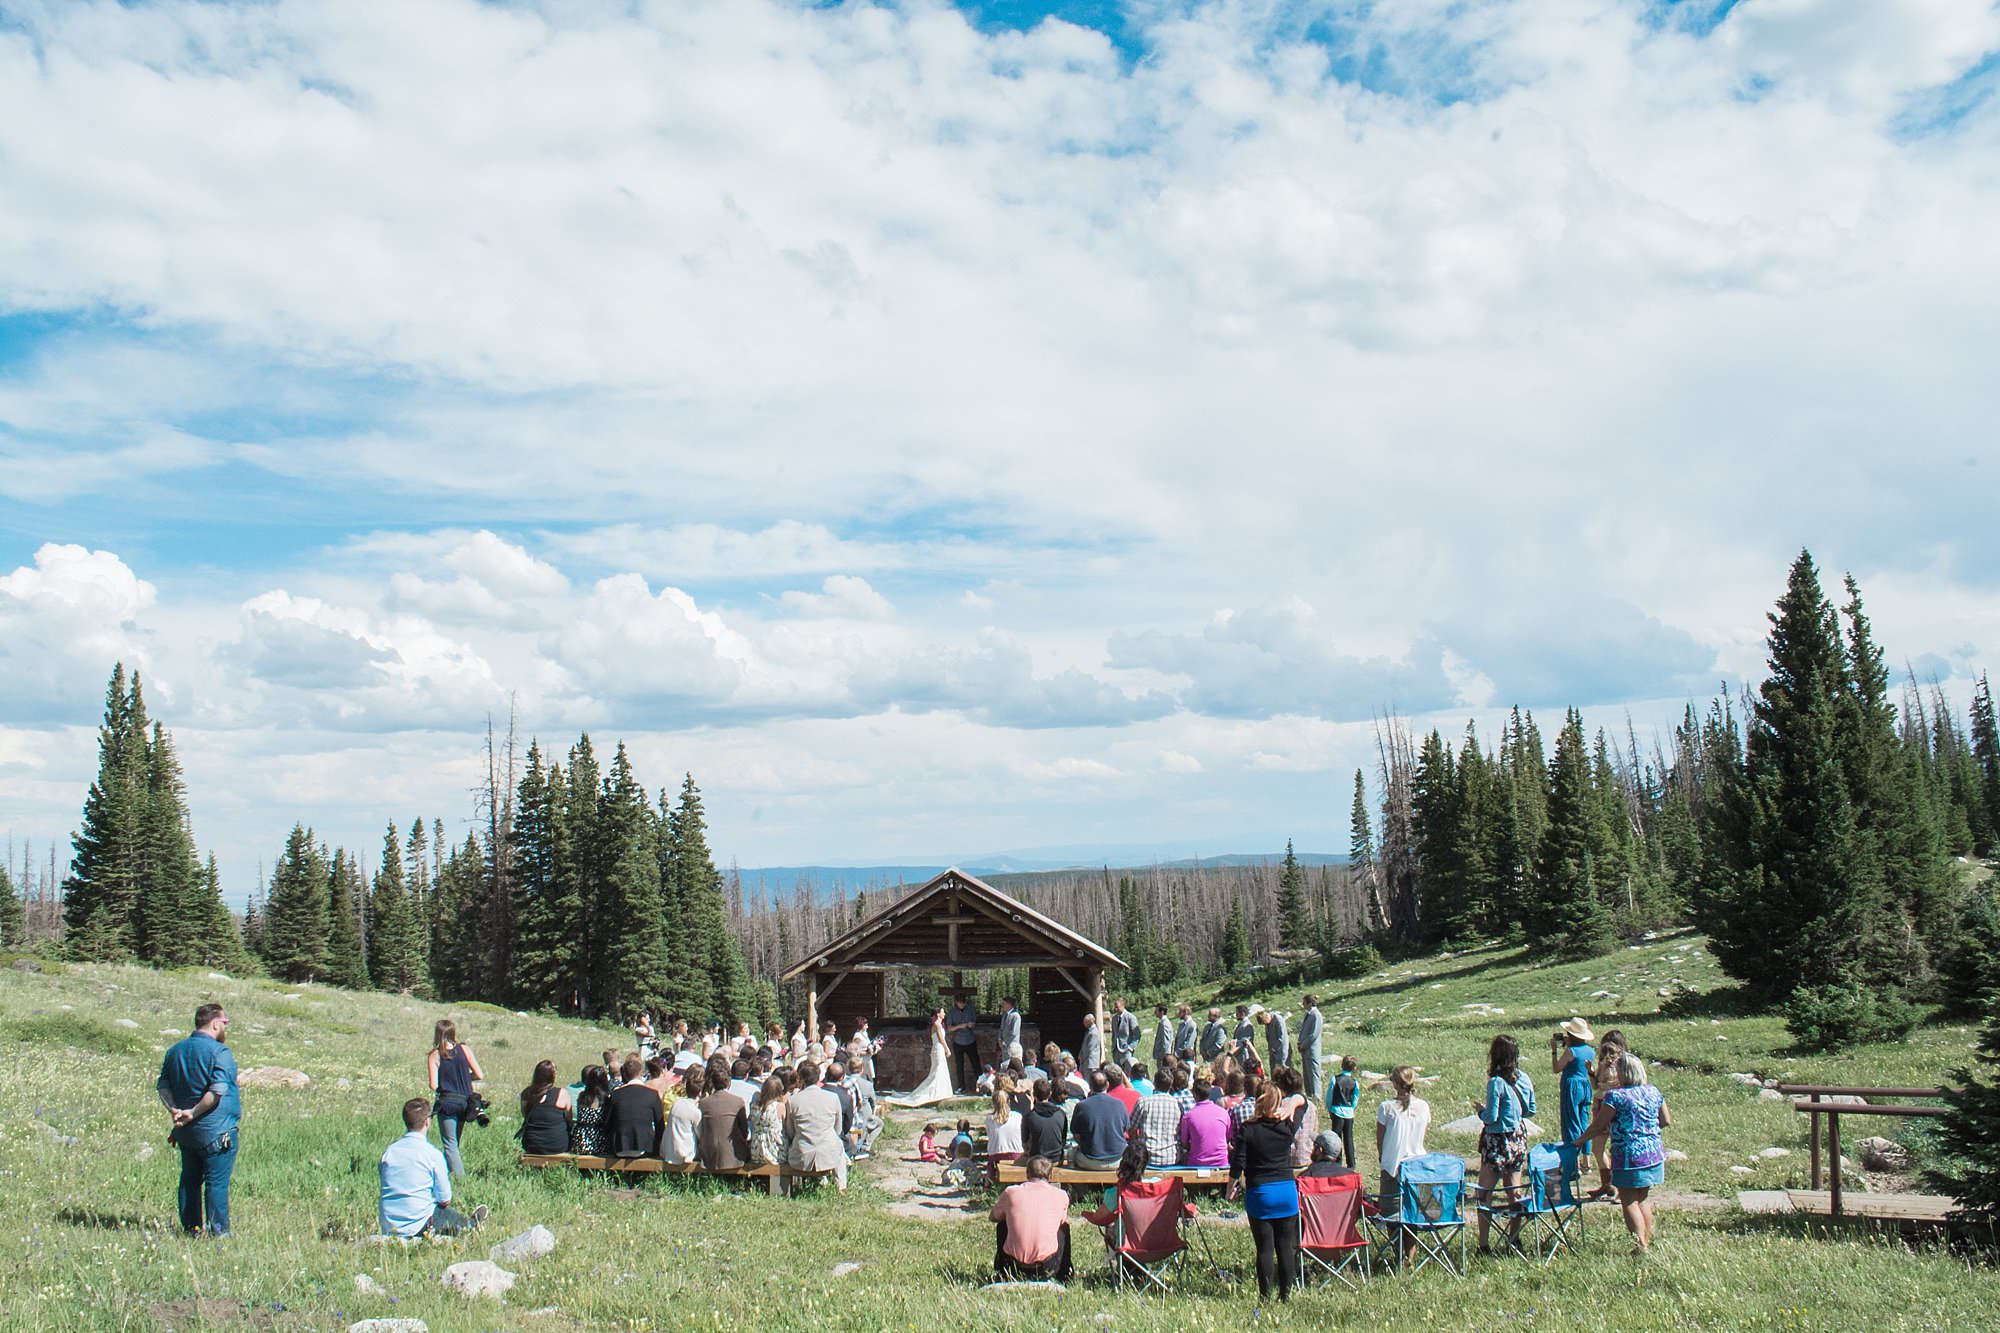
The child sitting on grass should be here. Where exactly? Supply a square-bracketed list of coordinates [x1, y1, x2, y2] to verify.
[940, 1123, 980, 1188]
[917, 1123, 943, 1163]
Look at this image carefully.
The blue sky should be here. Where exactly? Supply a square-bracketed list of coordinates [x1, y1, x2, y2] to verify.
[3, 0, 1998, 899]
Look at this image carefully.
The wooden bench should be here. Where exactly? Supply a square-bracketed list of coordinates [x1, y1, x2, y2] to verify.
[520, 1154, 836, 1195]
[995, 1162, 1237, 1191]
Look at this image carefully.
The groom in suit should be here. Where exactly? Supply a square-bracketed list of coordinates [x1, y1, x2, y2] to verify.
[998, 998, 1023, 1064]
[783, 1062, 848, 1194]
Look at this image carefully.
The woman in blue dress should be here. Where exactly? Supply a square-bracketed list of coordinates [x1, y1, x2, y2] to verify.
[1550, 1017, 1596, 1149]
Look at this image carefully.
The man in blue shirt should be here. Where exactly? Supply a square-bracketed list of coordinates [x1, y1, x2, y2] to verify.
[1066, 1071, 1131, 1170]
[945, 996, 980, 1094]
[380, 1099, 486, 1237]
[156, 1003, 241, 1236]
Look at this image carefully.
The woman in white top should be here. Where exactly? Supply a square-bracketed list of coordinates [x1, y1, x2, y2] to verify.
[664, 1063, 706, 1164]
[1375, 1064, 1431, 1213]
[985, 1087, 1024, 1176]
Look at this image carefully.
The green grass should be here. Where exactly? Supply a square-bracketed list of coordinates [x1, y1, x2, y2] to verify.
[0, 942, 1990, 1331]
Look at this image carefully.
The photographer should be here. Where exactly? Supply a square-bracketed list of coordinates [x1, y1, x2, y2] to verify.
[427, 1018, 487, 1178]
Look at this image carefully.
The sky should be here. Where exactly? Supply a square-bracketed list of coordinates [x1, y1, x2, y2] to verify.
[2, 0, 1997, 901]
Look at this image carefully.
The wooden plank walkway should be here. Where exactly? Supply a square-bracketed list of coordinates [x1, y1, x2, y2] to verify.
[1736, 1189, 1958, 1223]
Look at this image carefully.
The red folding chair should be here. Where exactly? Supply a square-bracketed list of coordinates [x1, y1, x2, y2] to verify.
[1106, 1178, 1195, 1292]
[1298, 1173, 1371, 1289]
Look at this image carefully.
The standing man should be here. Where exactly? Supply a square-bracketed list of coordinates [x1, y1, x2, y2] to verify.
[1151, 1004, 1173, 1068]
[1109, 998, 1140, 1072]
[1199, 1007, 1227, 1063]
[945, 993, 981, 1095]
[1232, 1005, 1257, 1065]
[998, 997, 1024, 1065]
[1174, 1004, 1198, 1063]
[783, 1061, 849, 1194]
[1298, 993, 1324, 1107]
[157, 1002, 240, 1237]
[379, 1099, 486, 1237]
[1079, 1012, 1103, 1072]
[844, 1059, 882, 1158]
[1260, 1007, 1292, 1071]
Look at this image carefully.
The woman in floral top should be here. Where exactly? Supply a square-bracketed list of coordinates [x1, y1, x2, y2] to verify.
[1573, 1052, 1672, 1254]
[750, 1074, 789, 1167]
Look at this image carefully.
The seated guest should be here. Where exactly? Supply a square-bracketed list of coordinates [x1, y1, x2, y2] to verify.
[986, 1088, 1025, 1175]
[602, 1050, 624, 1089]
[519, 1060, 572, 1156]
[1303, 1130, 1360, 1180]
[1132, 1068, 1184, 1168]
[1067, 1071, 1131, 1170]
[697, 1058, 751, 1170]
[1129, 1062, 1155, 1097]
[379, 1098, 485, 1237]
[822, 1060, 858, 1150]
[950, 1118, 976, 1158]
[1021, 1079, 1068, 1163]
[644, 1056, 675, 1104]
[664, 1063, 704, 1163]
[571, 1065, 611, 1156]
[603, 1056, 665, 1160]
[783, 1061, 849, 1194]
[1178, 1077, 1232, 1168]
[976, 1064, 999, 1096]
[751, 1075, 789, 1167]
[844, 1061, 882, 1158]
[730, 1058, 761, 1106]
[1061, 1058, 1089, 1099]
[916, 1122, 944, 1164]
[989, 1155, 1073, 1280]
[1105, 1066, 1141, 1116]
[1273, 1065, 1319, 1169]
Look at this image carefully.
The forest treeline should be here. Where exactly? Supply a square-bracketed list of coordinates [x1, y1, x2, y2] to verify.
[25, 548, 2000, 1055]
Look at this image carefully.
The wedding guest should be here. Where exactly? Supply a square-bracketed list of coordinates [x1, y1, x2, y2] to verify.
[571, 1065, 610, 1156]
[663, 1063, 704, 1163]
[1132, 1068, 1185, 1168]
[425, 1019, 485, 1180]
[916, 1122, 944, 1164]
[1067, 1071, 1130, 1170]
[697, 1058, 751, 1170]
[990, 1155, 1073, 1280]
[1377, 1065, 1430, 1214]
[1022, 1079, 1069, 1163]
[986, 1087, 1025, 1175]
[1327, 1056, 1361, 1168]
[1574, 1053, 1671, 1254]
[749, 1074, 788, 1167]
[783, 1061, 849, 1194]
[1585, 1029, 1628, 1200]
[1178, 1077, 1232, 1168]
[1233, 1087, 1302, 1303]
[518, 1059, 572, 1156]
[602, 1057, 663, 1161]
[379, 1099, 485, 1238]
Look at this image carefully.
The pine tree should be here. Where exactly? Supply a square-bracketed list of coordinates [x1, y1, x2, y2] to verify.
[1275, 842, 1307, 950]
[665, 773, 753, 1024]
[1411, 729, 1465, 944]
[323, 849, 370, 990]
[1971, 674, 2000, 856]
[1348, 769, 1383, 933]
[1938, 888, 2000, 1018]
[1928, 1011, 2000, 1227]
[368, 823, 426, 994]
[427, 834, 486, 1000]
[1220, 897, 1250, 974]
[241, 887, 265, 958]
[261, 825, 330, 983]
[134, 721, 204, 965]
[191, 853, 252, 973]
[0, 863, 23, 951]
[602, 745, 674, 1019]
[1528, 710, 1614, 955]
[63, 666, 146, 961]
[405, 818, 432, 977]
[509, 745, 577, 1010]
[564, 738, 604, 1015]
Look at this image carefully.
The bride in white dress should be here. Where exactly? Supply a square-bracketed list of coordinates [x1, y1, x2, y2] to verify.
[888, 1008, 958, 1107]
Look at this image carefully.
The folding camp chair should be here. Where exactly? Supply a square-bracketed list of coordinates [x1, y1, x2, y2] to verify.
[1298, 1174, 1370, 1289]
[1104, 1177, 1194, 1292]
[1518, 1143, 1585, 1263]
[1374, 1153, 1467, 1277]
[1473, 1170, 1534, 1260]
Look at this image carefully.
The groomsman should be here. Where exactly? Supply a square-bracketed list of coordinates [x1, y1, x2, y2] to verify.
[1173, 1005, 1197, 1062]
[1259, 1007, 1291, 1071]
[1232, 1005, 1256, 1064]
[1151, 1004, 1173, 1066]
[998, 998, 1023, 1064]
[1198, 1008, 1227, 1062]
[1298, 994, 1323, 1105]
[1109, 999, 1141, 1071]
[1079, 1013, 1103, 1071]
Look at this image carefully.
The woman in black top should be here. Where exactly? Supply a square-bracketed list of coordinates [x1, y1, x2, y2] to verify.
[1021, 1079, 1069, 1161]
[427, 1019, 486, 1179]
[1231, 1087, 1301, 1303]
[519, 1059, 572, 1155]
[571, 1064, 611, 1156]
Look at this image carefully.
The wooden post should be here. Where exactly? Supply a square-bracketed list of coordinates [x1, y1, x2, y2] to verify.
[805, 970, 818, 1049]
[1829, 1110, 1843, 1218]
[1809, 1094, 1821, 1191]
[1090, 966, 1105, 1057]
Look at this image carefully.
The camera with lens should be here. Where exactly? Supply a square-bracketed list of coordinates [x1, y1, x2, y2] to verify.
[468, 1093, 492, 1129]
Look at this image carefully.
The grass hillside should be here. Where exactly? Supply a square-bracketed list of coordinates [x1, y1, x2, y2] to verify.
[0, 940, 1989, 1332]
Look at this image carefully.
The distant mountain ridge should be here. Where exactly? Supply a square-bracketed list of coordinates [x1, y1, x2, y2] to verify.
[729, 851, 1345, 898]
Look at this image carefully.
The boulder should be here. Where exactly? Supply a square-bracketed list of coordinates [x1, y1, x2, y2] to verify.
[1757, 1147, 1792, 1160]
[441, 1260, 516, 1301]
[1729, 1165, 1756, 1176]
[489, 1226, 556, 1265]
[239, 1067, 311, 1090]
[347, 1321, 427, 1333]
[353, 1274, 386, 1297]
[113, 1019, 141, 1030]
[1664, 1149, 1689, 1162]
[10, 958, 41, 972]
[1758, 1089, 1785, 1101]
[1857, 1136, 1911, 1172]
[829, 1262, 861, 1277]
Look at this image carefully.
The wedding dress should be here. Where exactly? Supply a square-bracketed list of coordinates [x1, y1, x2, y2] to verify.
[888, 1023, 958, 1107]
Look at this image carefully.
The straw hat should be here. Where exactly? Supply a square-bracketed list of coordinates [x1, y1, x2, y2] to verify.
[1560, 1017, 1595, 1043]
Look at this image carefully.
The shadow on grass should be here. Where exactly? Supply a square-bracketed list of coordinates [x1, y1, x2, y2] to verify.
[56, 1205, 158, 1232]
[1329, 948, 1537, 1007]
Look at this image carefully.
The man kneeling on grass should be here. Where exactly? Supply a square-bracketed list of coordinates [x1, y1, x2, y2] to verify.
[989, 1155, 1072, 1281]
[380, 1098, 488, 1238]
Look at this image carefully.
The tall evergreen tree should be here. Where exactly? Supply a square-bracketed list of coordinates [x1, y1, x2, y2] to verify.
[1527, 710, 1614, 955]
[665, 773, 754, 1025]
[1220, 897, 1250, 974]
[1411, 729, 1466, 943]
[428, 834, 487, 1000]
[323, 849, 370, 990]
[368, 823, 426, 994]
[1928, 1011, 2000, 1228]
[564, 737, 605, 1015]
[0, 863, 23, 951]
[1348, 769, 1383, 932]
[1275, 841, 1308, 950]
[509, 745, 580, 1011]
[1971, 674, 2000, 856]
[63, 666, 146, 961]
[602, 745, 674, 1019]
[192, 853, 253, 973]
[261, 825, 330, 983]
[133, 721, 204, 965]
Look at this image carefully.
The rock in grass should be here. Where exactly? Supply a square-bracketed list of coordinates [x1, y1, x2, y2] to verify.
[113, 1019, 141, 1029]
[10, 958, 41, 972]
[347, 1321, 427, 1333]
[239, 1067, 311, 1089]
[489, 1226, 556, 1265]
[830, 1262, 862, 1277]
[354, 1274, 386, 1296]
[1730, 1165, 1756, 1176]
[1664, 1149, 1689, 1162]
[442, 1260, 516, 1300]
[1757, 1147, 1792, 1160]
[1858, 1137, 1910, 1171]
[982, 1280, 1064, 1293]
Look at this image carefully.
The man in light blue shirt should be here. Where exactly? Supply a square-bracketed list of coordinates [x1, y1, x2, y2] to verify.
[380, 1099, 486, 1237]
[157, 1002, 241, 1236]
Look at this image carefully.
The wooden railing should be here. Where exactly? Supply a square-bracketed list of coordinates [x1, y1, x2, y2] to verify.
[1778, 1084, 1949, 1220]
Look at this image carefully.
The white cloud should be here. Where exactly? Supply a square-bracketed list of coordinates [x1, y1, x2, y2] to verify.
[778, 575, 896, 621]
[0, 544, 157, 718]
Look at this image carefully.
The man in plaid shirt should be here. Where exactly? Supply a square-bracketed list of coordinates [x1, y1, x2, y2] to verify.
[1132, 1076, 1185, 1169]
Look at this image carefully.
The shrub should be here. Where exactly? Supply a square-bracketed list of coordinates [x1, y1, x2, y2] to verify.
[1322, 944, 1384, 980]
[1783, 981, 1917, 1052]
[1927, 1012, 2000, 1230]
[1936, 890, 2000, 1019]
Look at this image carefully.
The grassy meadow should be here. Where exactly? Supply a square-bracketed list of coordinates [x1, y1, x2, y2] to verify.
[0, 933, 1991, 1332]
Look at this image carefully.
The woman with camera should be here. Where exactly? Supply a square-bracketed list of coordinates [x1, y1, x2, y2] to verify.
[427, 1018, 487, 1178]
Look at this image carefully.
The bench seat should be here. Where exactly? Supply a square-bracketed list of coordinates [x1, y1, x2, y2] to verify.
[520, 1154, 836, 1194]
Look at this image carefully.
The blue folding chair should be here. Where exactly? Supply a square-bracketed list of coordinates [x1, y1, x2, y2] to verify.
[1367, 1153, 1467, 1277]
[1518, 1143, 1585, 1263]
